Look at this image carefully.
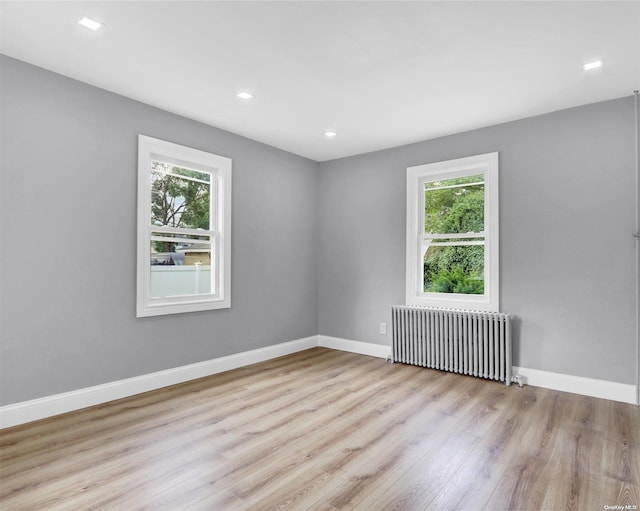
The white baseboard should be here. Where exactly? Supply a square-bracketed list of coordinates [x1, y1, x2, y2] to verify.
[318, 336, 636, 404]
[0, 336, 317, 429]
[512, 366, 636, 405]
[318, 335, 391, 359]
[2, 335, 636, 428]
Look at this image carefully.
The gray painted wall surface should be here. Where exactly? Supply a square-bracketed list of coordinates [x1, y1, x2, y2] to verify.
[317, 97, 637, 385]
[0, 56, 319, 405]
[1, 56, 636, 406]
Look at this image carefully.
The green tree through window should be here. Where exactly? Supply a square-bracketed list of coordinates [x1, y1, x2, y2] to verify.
[150, 162, 211, 253]
[423, 175, 485, 294]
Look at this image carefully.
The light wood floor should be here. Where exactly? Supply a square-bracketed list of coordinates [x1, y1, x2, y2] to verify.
[1, 348, 638, 511]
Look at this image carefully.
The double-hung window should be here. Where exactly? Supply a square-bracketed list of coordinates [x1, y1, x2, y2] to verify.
[137, 135, 231, 317]
[406, 152, 499, 311]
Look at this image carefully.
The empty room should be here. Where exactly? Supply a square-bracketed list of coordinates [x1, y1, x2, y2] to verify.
[1, 1, 639, 510]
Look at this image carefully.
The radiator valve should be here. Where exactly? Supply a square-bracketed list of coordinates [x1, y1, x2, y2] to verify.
[511, 375, 524, 388]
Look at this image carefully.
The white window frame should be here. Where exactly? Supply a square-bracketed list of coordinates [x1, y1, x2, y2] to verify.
[137, 135, 231, 317]
[406, 152, 499, 312]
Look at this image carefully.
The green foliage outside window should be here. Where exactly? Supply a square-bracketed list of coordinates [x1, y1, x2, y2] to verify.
[424, 176, 485, 294]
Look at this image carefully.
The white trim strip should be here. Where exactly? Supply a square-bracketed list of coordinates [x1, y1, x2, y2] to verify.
[151, 166, 211, 185]
[425, 180, 484, 192]
[2, 336, 636, 429]
[318, 335, 636, 404]
[424, 240, 485, 247]
[150, 225, 216, 237]
[0, 336, 317, 429]
[421, 232, 485, 239]
[317, 335, 391, 359]
[512, 366, 636, 405]
[317, 337, 636, 404]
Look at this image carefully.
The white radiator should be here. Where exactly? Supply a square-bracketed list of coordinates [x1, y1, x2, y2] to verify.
[392, 306, 512, 386]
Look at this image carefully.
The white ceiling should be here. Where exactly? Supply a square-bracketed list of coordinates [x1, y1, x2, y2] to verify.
[1, 1, 639, 162]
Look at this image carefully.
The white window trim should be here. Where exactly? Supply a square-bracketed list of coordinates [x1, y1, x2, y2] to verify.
[406, 152, 499, 312]
[137, 135, 231, 317]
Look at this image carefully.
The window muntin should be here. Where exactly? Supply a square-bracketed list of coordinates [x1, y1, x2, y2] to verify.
[406, 153, 498, 311]
[138, 136, 231, 317]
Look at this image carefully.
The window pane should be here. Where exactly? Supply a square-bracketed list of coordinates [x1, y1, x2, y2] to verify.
[423, 242, 484, 294]
[151, 163, 211, 230]
[150, 241, 212, 298]
[424, 175, 484, 234]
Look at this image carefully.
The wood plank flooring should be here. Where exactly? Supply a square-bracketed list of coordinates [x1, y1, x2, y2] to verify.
[1, 347, 638, 510]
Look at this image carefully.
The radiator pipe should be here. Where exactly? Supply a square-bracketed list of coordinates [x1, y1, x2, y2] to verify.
[635, 90, 639, 407]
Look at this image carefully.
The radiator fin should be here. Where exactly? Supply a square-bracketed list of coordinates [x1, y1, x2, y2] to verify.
[392, 306, 512, 386]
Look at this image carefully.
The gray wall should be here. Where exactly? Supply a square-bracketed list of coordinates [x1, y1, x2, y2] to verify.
[1, 56, 636, 407]
[317, 96, 637, 384]
[0, 56, 319, 405]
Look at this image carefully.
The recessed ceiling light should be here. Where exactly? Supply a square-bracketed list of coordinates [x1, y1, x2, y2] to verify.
[325, 131, 337, 139]
[78, 17, 102, 31]
[237, 92, 253, 100]
[583, 60, 603, 71]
